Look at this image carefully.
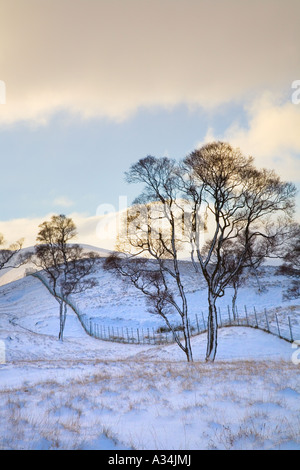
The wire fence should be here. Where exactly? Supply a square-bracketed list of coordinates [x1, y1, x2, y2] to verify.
[86, 305, 300, 345]
[31, 272, 300, 346]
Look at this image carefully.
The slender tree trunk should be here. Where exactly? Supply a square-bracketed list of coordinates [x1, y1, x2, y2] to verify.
[253, 268, 264, 293]
[62, 302, 67, 338]
[182, 313, 193, 362]
[58, 301, 67, 342]
[206, 292, 218, 362]
[179, 280, 193, 362]
[169, 214, 193, 362]
[162, 312, 193, 362]
[232, 283, 238, 320]
[58, 301, 63, 341]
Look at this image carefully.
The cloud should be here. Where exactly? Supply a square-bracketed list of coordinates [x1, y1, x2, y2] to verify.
[0, 0, 299, 124]
[0, 212, 119, 251]
[0, 216, 46, 248]
[200, 92, 300, 182]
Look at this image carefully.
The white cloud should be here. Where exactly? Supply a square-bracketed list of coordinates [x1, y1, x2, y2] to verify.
[0, 0, 299, 124]
[201, 92, 300, 182]
[0, 212, 119, 251]
[0, 216, 47, 248]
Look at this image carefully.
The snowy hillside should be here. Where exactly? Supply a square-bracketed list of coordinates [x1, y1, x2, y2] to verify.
[0, 245, 111, 287]
[0, 253, 299, 450]
[1, 256, 299, 340]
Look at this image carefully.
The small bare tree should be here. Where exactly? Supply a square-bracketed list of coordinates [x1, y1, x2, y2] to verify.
[108, 156, 193, 362]
[32, 214, 98, 341]
[219, 234, 269, 318]
[0, 234, 25, 272]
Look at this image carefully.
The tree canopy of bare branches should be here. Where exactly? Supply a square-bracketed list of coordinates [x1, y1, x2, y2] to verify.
[277, 223, 300, 300]
[182, 141, 296, 361]
[0, 234, 24, 272]
[32, 214, 98, 341]
[105, 156, 194, 361]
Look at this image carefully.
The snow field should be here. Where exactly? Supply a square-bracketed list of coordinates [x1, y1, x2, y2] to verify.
[0, 320, 299, 450]
[0, 258, 299, 449]
[0, 356, 299, 450]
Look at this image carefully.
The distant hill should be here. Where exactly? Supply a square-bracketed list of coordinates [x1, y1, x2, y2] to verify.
[0, 244, 112, 287]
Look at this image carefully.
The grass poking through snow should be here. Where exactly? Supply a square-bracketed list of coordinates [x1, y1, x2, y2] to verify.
[0, 358, 299, 450]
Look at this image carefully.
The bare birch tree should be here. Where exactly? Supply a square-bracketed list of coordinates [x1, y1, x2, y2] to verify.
[32, 214, 98, 341]
[0, 234, 24, 272]
[182, 141, 296, 361]
[107, 156, 193, 361]
[107, 144, 296, 362]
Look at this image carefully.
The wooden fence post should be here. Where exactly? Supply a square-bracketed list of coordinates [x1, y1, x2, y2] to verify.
[275, 313, 281, 338]
[288, 316, 294, 342]
[244, 305, 249, 326]
[253, 307, 258, 328]
[264, 308, 270, 332]
[227, 305, 231, 324]
[236, 306, 239, 326]
[196, 314, 200, 333]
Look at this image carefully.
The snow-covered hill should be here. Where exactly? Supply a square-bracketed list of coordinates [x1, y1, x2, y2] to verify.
[0, 244, 111, 287]
[1, 256, 299, 338]
[0, 253, 299, 450]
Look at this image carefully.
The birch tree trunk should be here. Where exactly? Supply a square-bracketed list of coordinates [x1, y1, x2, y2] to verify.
[58, 301, 67, 342]
[232, 283, 238, 320]
[182, 312, 193, 362]
[206, 293, 218, 362]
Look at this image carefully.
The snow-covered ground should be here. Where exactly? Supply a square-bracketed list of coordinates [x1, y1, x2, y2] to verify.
[0, 256, 299, 450]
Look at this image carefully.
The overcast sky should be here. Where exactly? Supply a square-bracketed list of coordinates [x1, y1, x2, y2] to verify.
[0, 0, 300, 248]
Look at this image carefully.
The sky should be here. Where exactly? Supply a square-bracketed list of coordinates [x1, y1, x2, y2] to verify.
[0, 0, 300, 249]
